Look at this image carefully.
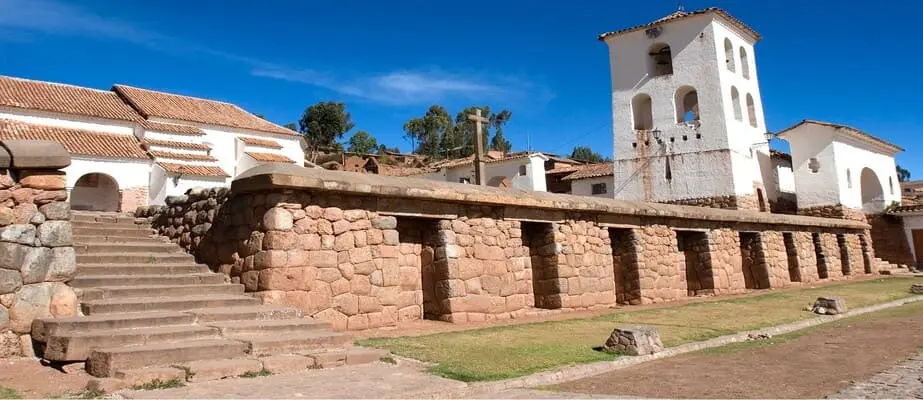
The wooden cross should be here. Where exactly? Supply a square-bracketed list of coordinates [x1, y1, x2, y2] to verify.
[467, 108, 489, 185]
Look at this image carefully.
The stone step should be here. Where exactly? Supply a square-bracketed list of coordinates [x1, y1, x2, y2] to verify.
[206, 318, 330, 336]
[76, 252, 195, 265]
[44, 325, 220, 361]
[82, 294, 261, 315]
[232, 331, 353, 357]
[74, 242, 181, 255]
[185, 305, 303, 323]
[86, 339, 250, 377]
[71, 227, 154, 238]
[77, 263, 210, 276]
[32, 312, 196, 342]
[73, 235, 166, 244]
[93, 284, 244, 300]
[70, 273, 226, 288]
[72, 213, 138, 225]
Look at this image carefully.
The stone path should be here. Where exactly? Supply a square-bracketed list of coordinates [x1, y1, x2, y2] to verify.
[829, 352, 923, 399]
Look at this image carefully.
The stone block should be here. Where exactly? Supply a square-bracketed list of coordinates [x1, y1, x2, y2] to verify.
[1, 140, 71, 169]
[0, 242, 26, 270]
[603, 325, 664, 356]
[21, 247, 76, 284]
[0, 269, 22, 295]
[305, 349, 346, 368]
[263, 208, 294, 231]
[37, 221, 72, 247]
[813, 296, 847, 315]
[19, 170, 66, 190]
[260, 354, 313, 374]
[0, 224, 35, 245]
[113, 366, 186, 386]
[911, 284, 923, 294]
[372, 216, 397, 230]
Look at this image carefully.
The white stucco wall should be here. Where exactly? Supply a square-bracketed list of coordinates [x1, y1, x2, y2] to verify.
[149, 164, 226, 205]
[772, 159, 795, 193]
[65, 157, 151, 210]
[604, 13, 766, 202]
[0, 107, 137, 136]
[781, 123, 901, 212]
[571, 176, 613, 198]
[414, 156, 548, 191]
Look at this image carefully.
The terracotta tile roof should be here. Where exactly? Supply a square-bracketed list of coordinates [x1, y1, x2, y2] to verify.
[143, 139, 211, 151]
[142, 120, 204, 136]
[0, 117, 148, 159]
[0, 75, 142, 122]
[890, 204, 923, 214]
[777, 120, 904, 154]
[238, 136, 283, 149]
[149, 149, 217, 162]
[430, 152, 545, 170]
[379, 165, 438, 177]
[156, 162, 229, 177]
[246, 152, 294, 163]
[770, 149, 792, 162]
[113, 85, 297, 136]
[562, 163, 614, 181]
[598, 8, 761, 42]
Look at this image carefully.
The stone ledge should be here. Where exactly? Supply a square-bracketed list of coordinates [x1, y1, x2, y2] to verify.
[231, 164, 868, 230]
[0, 140, 71, 169]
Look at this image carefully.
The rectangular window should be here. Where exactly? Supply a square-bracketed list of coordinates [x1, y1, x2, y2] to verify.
[459, 177, 470, 184]
[519, 165, 527, 176]
[592, 183, 607, 195]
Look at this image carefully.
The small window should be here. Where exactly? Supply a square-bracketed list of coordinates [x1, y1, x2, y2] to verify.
[846, 169, 852, 188]
[631, 93, 653, 130]
[459, 177, 471, 184]
[592, 183, 608, 195]
[674, 86, 699, 123]
[740, 47, 750, 79]
[648, 43, 673, 76]
[519, 165, 527, 176]
[724, 39, 735, 72]
[731, 87, 742, 121]
[808, 158, 820, 173]
[746, 93, 757, 127]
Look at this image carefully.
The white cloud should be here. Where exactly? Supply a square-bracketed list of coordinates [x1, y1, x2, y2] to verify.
[0, 0, 554, 107]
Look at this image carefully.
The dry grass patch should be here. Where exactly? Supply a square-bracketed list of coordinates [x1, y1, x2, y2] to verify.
[359, 277, 919, 381]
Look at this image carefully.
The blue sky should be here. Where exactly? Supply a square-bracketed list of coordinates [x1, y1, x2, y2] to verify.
[1, 0, 920, 177]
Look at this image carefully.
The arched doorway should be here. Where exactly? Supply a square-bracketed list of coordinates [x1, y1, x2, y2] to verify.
[71, 173, 120, 212]
[859, 167, 885, 213]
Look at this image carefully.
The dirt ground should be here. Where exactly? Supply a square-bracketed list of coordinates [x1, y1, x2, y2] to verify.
[0, 359, 91, 398]
[551, 304, 923, 399]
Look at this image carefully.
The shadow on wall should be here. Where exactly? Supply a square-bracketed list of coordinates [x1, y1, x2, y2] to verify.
[71, 172, 119, 212]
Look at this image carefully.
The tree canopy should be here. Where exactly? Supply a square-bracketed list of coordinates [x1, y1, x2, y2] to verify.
[299, 101, 355, 154]
[347, 130, 378, 154]
[570, 146, 611, 163]
[403, 105, 513, 159]
[897, 165, 911, 182]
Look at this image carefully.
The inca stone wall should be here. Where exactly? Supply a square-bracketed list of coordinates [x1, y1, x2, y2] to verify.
[844, 234, 864, 276]
[799, 205, 867, 223]
[0, 141, 76, 358]
[790, 232, 819, 283]
[137, 165, 877, 329]
[739, 232, 770, 289]
[819, 233, 844, 279]
[867, 214, 912, 266]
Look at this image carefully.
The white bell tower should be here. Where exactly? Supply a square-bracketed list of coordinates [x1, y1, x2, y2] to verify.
[599, 8, 772, 211]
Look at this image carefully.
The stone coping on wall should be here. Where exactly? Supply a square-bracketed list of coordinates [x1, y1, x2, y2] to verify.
[232, 164, 868, 231]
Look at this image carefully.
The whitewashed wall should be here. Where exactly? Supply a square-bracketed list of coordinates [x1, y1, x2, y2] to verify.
[65, 157, 151, 210]
[0, 107, 137, 136]
[415, 156, 547, 191]
[571, 176, 613, 198]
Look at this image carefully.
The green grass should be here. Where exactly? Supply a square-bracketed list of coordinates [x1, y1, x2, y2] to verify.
[130, 378, 185, 391]
[0, 386, 22, 399]
[239, 369, 272, 378]
[359, 277, 919, 382]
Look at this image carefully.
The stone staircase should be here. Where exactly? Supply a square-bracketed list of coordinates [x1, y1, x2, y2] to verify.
[874, 257, 915, 276]
[32, 212, 387, 386]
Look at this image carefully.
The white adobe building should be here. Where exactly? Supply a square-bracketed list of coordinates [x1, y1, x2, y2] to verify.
[0, 75, 304, 212]
[562, 164, 615, 198]
[777, 120, 903, 214]
[599, 8, 772, 211]
[410, 152, 550, 191]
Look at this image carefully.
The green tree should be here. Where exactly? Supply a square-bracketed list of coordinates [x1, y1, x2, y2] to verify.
[489, 109, 513, 152]
[897, 165, 911, 182]
[570, 146, 610, 163]
[283, 122, 297, 131]
[299, 101, 355, 158]
[403, 105, 453, 158]
[347, 130, 378, 154]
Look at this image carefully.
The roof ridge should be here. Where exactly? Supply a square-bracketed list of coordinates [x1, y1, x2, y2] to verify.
[0, 74, 117, 95]
[113, 84, 238, 106]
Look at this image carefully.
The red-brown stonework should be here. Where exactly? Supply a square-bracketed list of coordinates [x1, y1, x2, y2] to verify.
[844, 234, 865, 276]
[798, 205, 867, 223]
[119, 186, 148, 213]
[791, 232, 820, 283]
[818, 233, 844, 279]
[633, 225, 686, 304]
[707, 229, 746, 295]
[760, 231, 791, 288]
[867, 214, 914, 266]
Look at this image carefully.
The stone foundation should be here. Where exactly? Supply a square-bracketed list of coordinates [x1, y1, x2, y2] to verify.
[137, 165, 875, 330]
[0, 141, 76, 358]
[867, 214, 913, 266]
[799, 205, 867, 223]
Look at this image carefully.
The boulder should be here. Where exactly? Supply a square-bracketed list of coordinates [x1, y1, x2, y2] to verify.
[911, 284, 923, 295]
[0, 269, 22, 295]
[37, 221, 72, 247]
[0, 224, 35, 245]
[813, 296, 847, 315]
[39, 202, 70, 220]
[603, 325, 664, 356]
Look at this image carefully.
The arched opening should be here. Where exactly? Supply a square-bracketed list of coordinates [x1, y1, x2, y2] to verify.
[739, 47, 750, 79]
[859, 167, 885, 213]
[674, 86, 699, 123]
[724, 39, 735, 72]
[71, 173, 120, 212]
[631, 93, 653, 130]
[487, 176, 511, 188]
[746, 93, 757, 127]
[731, 87, 742, 121]
[648, 43, 673, 76]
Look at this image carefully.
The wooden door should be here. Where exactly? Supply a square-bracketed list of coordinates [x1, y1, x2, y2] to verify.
[912, 230, 923, 263]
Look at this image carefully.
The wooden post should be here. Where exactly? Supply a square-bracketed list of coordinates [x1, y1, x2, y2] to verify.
[467, 108, 489, 185]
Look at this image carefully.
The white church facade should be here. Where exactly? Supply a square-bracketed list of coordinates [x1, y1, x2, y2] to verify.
[0, 75, 304, 212]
